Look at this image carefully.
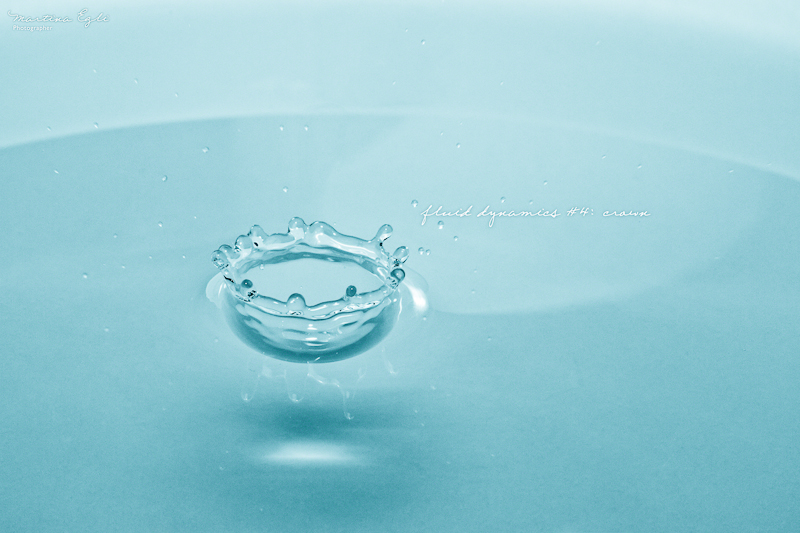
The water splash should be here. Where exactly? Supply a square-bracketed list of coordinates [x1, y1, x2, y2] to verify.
[207, 218, 424, 364]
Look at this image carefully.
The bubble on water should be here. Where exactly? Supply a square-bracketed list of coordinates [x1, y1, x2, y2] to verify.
[411, 199, 418, 207]
[282, 186, 288, 193]
[259, 264, 265, 270]
[437, 221, 444, 229]
[82, 273, 89, 279]
[418, 247, 425, 255]
[202, 147, 209, 153]
[161, 175, 168, 182]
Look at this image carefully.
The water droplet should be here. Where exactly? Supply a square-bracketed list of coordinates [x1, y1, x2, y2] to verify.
[543, 181, 548, 186]
[411, 199, 418, 207]
[637, 164, 642, 169]
[182, 255, 186, 259]
[500, 81, 504, 86]
[456, 143, 461, 148]
[304, 125, 309, 131]
[528, 200, 534, 205]
[437, 221, 444, 229]
[259, 264, 265, 270]
[279, 125, 284, 131]
[487, 337, 492, 342]
[346, 285, 357, 297]
[392, 81, 396, 85]
[453, 236, 458, 241]
[418, 247, 424, 255]
[282, 186, 288, 193]
[82, 273, 88, 279]
[113, 234, 118, 239]
[157, 222, 163, 228]
[161, 175, 168, 182]
[241, 279, 253, 289]
[425, 249, 431, 255]
[500, 197, 506, 203]
[53, 169, 59, 174]
[202, 147, 209, 153]
[405, 28, 408, 32]
[104, 327, 110, 332]
[93, 122, 98, 129]
[601, 154, 606, 159]
[174, 92, 179, 98]
[471, 289, 476, 294]
[92, 69, 97, 73]
[729, 169, 734, 174]
[421, 39, 426, 45]
[133, 78, 138, 84]
[46, 126, 51, 131]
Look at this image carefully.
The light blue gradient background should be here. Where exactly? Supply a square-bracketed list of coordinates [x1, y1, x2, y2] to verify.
[2, 1, 799, 531]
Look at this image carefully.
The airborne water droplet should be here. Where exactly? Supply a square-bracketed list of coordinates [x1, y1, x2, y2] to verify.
[82, 273, 88, 279]
[456, 143, 461, 148]
[157, 222, 163, 228]
[53, 170, 59, 174]
[437, 221, 444, 229]
[282, 186, 288, 193]
[411, 199, 418, 207]
[279, 125, 284, 131]
[133, 78, 138, 84]
[421, 39, 426, 45]
[162, 175, 168, 182]
[202, 147, 209, 153]
[500, 197, 506, 203]
[304, 125, 309, 131]
[93, 122, 98, 129]
[418, 247, 424, 255]
[453, 236, 458, 241]
[425, 249, 431, 255]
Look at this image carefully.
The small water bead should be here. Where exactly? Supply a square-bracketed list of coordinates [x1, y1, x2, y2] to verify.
[500, 197, 506, 203]
[411, 199, 418, 207]
[174, 93, 179, 98]
[453, 236, 458, 241]
[425, 249, 431, 256]
[47, 126, 51, 131]
[82, 273, 89, 279]
[391, 246, 409, 266]
[53, 170, 59, 174]
[241, 279, 253, 289]
[304, 125, 309, 131]
[104, 327, 110, 332]
[601, 154, 606, 159]
[202, 147, 209, 153]
[157, 222, 163, 227]
[418, 247, 425, 255]
[259, 263, 265, 270]
[437, 221, 444, 229]
[421, 39, 426, 45]
[637, 164, 642, 169]
[279, 125, 284, 131]
[456, 143, 461, 148]
[543, 181, 548, 186]
[113, 234, 118, 239]
[133, 78, 138, 84]
[346, 285, 357, 297]
[161, 175, 168, 182]
[282, 186, 288, 193]
[93, 122, 98, 129]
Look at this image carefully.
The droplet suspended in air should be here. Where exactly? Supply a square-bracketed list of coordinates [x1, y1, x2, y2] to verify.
[418, 247, 425, 255]
[161, 175, 168, 182]
[425, 249, 431, 256]
[453, 236, 458, 241]
[133, 78, 138, 84]
[500, 197, 506, 203]
[282, 186, 288, 193]
[304, 125, 309, 131]
[82, 273, 89, 279]
[456, 143, 461, 148]
[411, 199, 418, 208]
[279, 125, 284, 131]
[202, 147, 209, 153]
[421, 39, 426, 45]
